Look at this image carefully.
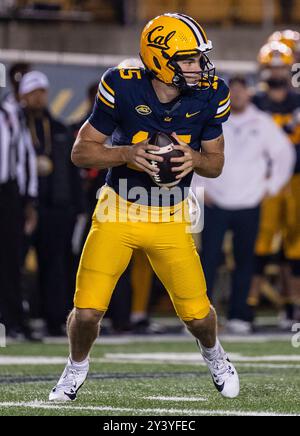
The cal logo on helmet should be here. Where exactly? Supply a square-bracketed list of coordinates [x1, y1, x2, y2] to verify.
[136, 105, 152, 115]
[146, 26, 176, 51]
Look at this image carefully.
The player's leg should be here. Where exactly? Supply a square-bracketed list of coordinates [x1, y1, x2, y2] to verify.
[67, 308, 103, 363]
[49, 218, 134, 402]
[145, 221, 239, 398]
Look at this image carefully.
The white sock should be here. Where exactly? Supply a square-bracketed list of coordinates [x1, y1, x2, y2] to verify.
[69, 356, 89, 370]
[199, 339, 221, 359]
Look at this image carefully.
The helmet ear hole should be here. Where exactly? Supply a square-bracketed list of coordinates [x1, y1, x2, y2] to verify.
[153, 57, 161, 70]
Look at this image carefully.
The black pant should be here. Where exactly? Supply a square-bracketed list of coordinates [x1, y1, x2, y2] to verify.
[201, 205, 260, 322]
[35, 207, 75, 334]
[0, 181, 24, 332]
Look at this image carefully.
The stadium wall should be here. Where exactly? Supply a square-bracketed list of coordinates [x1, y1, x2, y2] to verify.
[0, 21, 298, 60]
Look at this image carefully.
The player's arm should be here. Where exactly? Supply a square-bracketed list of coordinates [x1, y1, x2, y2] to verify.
[170, 133, 224, 179]
[171, 79, 229, 179]
[71, 121, 162, 177]
[195, 133, 224, 177]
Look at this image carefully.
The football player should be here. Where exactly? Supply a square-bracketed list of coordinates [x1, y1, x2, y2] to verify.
[249, 41, 300, 327]
[49, 13, 239, 402]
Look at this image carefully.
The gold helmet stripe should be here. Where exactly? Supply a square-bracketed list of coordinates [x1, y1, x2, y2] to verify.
[165, 13, 212, 52]
[178, 13, 208, 44]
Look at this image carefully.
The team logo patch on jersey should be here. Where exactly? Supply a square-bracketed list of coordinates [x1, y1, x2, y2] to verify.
[136, 105, 152, 116]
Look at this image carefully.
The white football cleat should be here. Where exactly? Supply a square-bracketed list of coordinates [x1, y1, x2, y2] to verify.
[49, 358, 89, 402]
[197, 340, 240, 399]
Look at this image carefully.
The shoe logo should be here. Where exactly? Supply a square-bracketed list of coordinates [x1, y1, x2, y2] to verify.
[64, 391, 77, 401]
[186, 111, 201, 118]
[136, 105, 152, 116]
[213, 379, 225, 392]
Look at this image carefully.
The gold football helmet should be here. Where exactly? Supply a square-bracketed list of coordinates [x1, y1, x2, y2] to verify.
[140, 13, 215, 90]
[258, 41, 294, 67]
[268, 30, 300, 56]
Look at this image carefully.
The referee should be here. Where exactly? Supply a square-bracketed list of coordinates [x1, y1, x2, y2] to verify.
[0, 104, 25, 337]
[0, 84, 38, 338]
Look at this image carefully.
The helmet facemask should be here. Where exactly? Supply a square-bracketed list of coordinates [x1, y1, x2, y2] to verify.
[169, 52, 216, 91]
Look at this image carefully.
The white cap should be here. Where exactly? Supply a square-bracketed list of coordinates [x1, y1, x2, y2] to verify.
[19, 71, 49, 96]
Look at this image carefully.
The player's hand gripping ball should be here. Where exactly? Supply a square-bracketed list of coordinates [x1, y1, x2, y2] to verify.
[147, 132, 184, 188]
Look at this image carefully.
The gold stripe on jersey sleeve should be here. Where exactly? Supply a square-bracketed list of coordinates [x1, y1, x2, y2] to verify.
[219, 93, 230, 107]
[215, 105, 231, 119]
[101, 78, 115, 96]
[97, 91, 115, 109]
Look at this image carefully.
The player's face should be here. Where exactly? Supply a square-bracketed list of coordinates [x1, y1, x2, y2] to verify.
[177, 54, 202, 85]
[22, 88, 48, 111]
[230, 82, 250, 112]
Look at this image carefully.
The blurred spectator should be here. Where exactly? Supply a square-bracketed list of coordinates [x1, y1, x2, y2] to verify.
[193, 76, 295, 334]
[20, 71, 84, 336]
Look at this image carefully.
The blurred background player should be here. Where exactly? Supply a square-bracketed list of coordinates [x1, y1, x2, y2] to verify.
[249, 41, 300, 327]
[193, 76, 294, 334]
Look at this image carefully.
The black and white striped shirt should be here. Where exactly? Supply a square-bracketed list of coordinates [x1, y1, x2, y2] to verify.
[0, 94, 38, 198]
[0, 105, 17, 184]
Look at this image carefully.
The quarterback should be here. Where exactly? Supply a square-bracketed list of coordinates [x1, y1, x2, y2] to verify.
[50, 13, 239, 401]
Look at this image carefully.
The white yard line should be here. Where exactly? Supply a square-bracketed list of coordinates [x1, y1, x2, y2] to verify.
[0, 357, 68, 365]
[0, 401, 297, 416]
[39, 333, 293, 345]
[104, 353, 300, 363]
[144, 396, 207, 402]
[1, 353, 300, 366]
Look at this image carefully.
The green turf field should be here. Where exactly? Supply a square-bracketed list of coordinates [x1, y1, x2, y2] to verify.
[0, 335, 299, 416]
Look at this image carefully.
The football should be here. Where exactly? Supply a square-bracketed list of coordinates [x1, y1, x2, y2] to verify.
[147, 132, 184, 188]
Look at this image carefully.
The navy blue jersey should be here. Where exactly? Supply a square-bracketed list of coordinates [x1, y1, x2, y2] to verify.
[89, 67, 230, 205]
